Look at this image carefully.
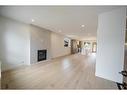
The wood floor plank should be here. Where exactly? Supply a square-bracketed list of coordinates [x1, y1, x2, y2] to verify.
[1, 53, 117, 89]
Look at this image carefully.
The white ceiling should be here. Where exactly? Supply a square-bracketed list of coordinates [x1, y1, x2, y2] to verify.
[0, 6, 122, 40]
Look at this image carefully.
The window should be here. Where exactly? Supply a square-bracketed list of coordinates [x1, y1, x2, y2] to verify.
[92, 42, 97, 52]
[84, 42, 91, 49]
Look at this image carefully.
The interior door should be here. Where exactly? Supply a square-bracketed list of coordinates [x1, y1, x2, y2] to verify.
[96, 8, 126, 83]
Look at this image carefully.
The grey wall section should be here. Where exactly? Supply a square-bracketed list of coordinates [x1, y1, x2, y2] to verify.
[30, 25, 51, 64]
[0, 16, 30, 71]
[96, 8, 126, 83]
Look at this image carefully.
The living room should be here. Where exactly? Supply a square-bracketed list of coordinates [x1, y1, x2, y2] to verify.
[0, 6, 126, 89]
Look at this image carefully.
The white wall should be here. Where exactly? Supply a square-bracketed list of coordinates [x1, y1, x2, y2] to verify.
[30, 25, 51, 64]
[0, 16, 30, 71]
[96, 8, 126, 83]
[51, 32, 71, 58]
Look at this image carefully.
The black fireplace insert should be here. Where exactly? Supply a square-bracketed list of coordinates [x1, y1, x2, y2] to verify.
[38, 50, 47, 62]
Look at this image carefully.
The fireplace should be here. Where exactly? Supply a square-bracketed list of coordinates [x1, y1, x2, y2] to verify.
[38, 50, 47, 62]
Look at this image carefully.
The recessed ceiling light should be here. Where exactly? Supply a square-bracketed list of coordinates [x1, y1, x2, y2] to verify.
[31, 19, 35, 22]
[81, 25, 85, 27]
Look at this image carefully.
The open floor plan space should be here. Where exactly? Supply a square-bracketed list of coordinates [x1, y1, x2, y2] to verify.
[0, 6, 127, 90]
[2, 54, 117, 89]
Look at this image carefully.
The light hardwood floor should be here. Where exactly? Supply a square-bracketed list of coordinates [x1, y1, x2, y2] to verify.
[1, 53, 117, 89]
